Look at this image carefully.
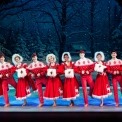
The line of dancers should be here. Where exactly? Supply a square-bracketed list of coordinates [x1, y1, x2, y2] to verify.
[0, 50, 122, 107]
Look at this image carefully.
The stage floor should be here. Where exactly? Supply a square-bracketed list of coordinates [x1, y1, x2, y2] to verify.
[1, 105, 122, 112]
[0, 87, 122, 112]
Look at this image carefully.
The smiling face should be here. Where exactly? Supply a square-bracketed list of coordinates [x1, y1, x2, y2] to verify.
[64, 54, 69, 62]
[79, 53, 85, 58]
[32, 56, 37, 62]
[14, 56, 20, 63]
[111, 52, 117, 59]
[48, 56, 54, 63]
[0, 56, 5, 63]
[96, 54, 102, 61]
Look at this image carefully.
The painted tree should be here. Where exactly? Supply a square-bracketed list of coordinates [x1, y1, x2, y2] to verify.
[112, 22, 122, 57]
[0, 33, 12, 59]
[14, 33, 30, 61]
[34, 29, 46, 61]
[32, 0, 83, 62]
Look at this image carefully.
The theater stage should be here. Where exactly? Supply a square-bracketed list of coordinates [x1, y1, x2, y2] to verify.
[0, 87, 122, 111]
[0, 87, 122, 121]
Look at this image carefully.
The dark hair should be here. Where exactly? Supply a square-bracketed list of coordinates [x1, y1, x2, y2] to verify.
[64, 54, 69, 57]
[111, 50, 117, 54]
[96, 53, 102, 57]
[14, 56, 20, 59]
[0, 52, 5, 58]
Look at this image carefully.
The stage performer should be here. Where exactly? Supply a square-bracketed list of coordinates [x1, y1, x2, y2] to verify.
[0, 52, 14, 107]
[74, 50, 94, 107]
[106, 50, 122, 107]
[44, 54, 63, 107]
[12, 54, 31, 106]
[92, 51, 112, 106]
[27, 53, 47, 107]
[60, 52, 79, 106]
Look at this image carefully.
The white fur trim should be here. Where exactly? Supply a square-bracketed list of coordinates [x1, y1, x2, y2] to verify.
[43, 97, 59, 100]
[92, 93, 112, 99]
[16, 93, 31, 100]
[94, 51, 105, 61]
[46, 54, 56, 64]
[94, 63, 106, 73]
[62, 52, 72, 62]
[12, 54, 23, 65]
[16, 68, 27, 78]
[63, 94, 80, 100]
[63, 97, 77, 100]
[47, 69, 56, 77]
[64, 69, 74, 78]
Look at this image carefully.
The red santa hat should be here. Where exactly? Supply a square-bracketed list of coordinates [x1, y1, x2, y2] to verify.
[62, 52, 72, 62]
[79, 50, 85, 54]
[46, 54, 56, 64]
[12, 54, 23, 65]
[0, 52, 5, 58]
[32, 53, 37, 57]
[94, 51, 105, 61]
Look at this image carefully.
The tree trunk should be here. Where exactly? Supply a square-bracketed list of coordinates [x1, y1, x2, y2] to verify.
[59, 0, 67, 63]
[90, 0, 95, 58]
[108, 0, 112, 52]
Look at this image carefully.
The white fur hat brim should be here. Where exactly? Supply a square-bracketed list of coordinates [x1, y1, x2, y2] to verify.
[12, 54, 23, 65]
[94, 51, 105, 61]
[62, 52, 72, 62]
[46, 54, 56, 64]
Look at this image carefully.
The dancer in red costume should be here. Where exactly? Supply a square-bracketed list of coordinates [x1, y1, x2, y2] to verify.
[0, 52, 13, 107]
[74, 50, 94, 107]
[12, 54, 31, 106]
[27, 53, 47, 107]
[92, 51, 112, 106]
[106, 50, 122, 107]
[60, 52, 79, 106]
[44, 54, 63, 107]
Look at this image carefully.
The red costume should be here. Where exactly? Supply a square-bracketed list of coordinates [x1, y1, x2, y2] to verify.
[92, 61, 112, 99]
[75, 51, 94, 105]
[0, 61, 12, 105]
[107, 58, 122, 105]
[60, 61, 79, 100]
[12, 54, 31, 100]
[44, 62, 63, 100]
[27, 60, 47, 104]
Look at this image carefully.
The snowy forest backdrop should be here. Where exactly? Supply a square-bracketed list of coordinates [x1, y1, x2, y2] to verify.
[0, 0, 122, 63]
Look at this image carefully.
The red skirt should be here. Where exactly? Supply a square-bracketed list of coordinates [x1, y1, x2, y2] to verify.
[63, 77, 79, 100]
[16, 78, 31, 100]
[0, 81, 3, 96]
[44, 76, 63, 100]
[92, 74, 112, 99]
